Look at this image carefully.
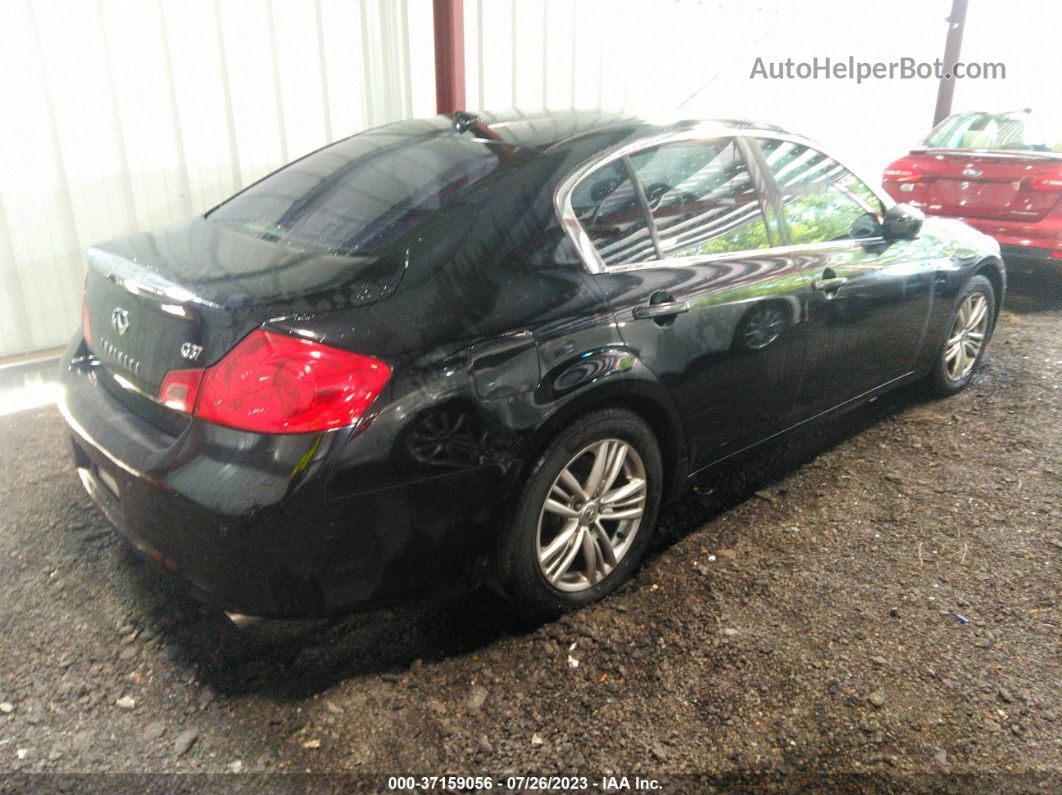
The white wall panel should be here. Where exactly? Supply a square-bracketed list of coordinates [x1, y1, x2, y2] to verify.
[271, 0, 330, 162]
[462, 0, 954, 177]
[161, 0, 242, 213]
[1, 0, 87, 355]
[318, 0, 370, 140]
[3, 0, 1059, 358]
[463, 0, 1058, 187]
[0, 0, 432, 357]
[407, 0, 439, 118]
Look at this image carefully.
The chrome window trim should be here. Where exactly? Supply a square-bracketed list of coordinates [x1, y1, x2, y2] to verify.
[554, 124, 895, 275]
[594, 237, 887, 274]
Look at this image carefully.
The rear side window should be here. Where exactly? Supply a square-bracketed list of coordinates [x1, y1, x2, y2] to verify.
[209, 133, 506, 254]
[569, 160, 656, 266]
[756, 139, 883, 245]
[628, 138, 771, 258]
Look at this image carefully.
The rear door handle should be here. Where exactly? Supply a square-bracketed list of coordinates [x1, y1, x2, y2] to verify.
[633, 301, 690, 319]
[811, 277, 848, 292]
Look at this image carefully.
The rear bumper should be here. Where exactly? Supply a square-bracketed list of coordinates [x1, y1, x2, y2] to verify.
[935, 213, 1062, 273]
[998, 245, 1062, 273]
[59, 335, 502, 617]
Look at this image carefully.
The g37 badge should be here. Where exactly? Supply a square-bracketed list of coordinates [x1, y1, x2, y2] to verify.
[180, 342, 204, 361]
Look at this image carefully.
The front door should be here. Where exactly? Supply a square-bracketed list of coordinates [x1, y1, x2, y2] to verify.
[751, 137, 935, 419]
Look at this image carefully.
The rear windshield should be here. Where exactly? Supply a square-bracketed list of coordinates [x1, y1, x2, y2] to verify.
[924, 111, 1061, 153]
[208, 133, 510, 254]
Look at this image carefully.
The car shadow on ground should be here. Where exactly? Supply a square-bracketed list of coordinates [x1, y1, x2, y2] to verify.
[1004, 271, 1062, 315]
[127, 386, 914, 700]
[124, 273, 1058, 700]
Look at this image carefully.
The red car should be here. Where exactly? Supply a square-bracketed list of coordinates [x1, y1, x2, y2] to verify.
[883, 110, 1062, 275]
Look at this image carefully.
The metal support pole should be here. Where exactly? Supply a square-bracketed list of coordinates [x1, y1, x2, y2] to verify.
[932, 0, 969, 127]
[433, 0, 466, 114]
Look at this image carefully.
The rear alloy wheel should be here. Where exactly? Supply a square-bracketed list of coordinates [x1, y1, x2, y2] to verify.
[537, 439, 647, 592]
[928, 274, 996, 395]
[497, 408, 662, 619]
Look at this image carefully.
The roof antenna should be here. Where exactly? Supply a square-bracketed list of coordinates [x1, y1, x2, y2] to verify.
[452, 110, 481, 133]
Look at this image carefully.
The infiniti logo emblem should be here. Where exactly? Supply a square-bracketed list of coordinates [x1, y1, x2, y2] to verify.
[111, 307, 130, 335]
[963, 166, 983, 178]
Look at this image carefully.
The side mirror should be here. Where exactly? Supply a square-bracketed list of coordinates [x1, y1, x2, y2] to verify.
[849, 212, 881, 240]
[881, 203, 924, 240]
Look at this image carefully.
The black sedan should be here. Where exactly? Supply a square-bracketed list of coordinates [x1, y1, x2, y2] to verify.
[61, 110, 1004, 620]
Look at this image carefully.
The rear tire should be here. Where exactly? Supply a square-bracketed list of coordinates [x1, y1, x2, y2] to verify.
[926, 274, 996, 395]
[496, 408, 662, 621]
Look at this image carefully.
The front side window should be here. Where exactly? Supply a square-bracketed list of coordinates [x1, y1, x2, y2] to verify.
[569, 160, 656, 266]
[756, 139, 883, 245]
[629, 138, 772, 258]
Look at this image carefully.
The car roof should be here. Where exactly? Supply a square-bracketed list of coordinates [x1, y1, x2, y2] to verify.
[368, 110, 791, 151]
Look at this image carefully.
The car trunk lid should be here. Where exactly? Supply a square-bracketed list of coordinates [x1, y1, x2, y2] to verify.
[902, 150, 1062, 222]
[83, 217, 406, 401]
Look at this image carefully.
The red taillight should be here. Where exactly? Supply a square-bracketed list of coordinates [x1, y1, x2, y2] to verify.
[159, 330, 391, 434]
[1025, 171, 1062, 192]
[82, 293, 92, 347]
[883, 161, 923, 183]
[159, 369, 203, 414]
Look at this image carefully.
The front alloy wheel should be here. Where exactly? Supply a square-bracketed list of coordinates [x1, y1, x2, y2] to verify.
[927, 273, 996, 395]
[944, 291, 990, 381]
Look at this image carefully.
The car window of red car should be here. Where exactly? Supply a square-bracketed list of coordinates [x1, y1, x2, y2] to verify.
[925, 111, 1062, 153]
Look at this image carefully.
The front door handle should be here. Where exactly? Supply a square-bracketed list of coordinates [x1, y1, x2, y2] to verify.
[811, 276, 848, 292]
[633, 301, 690, 320]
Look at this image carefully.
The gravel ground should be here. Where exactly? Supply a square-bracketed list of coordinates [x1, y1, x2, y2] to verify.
[0, 274, 1059, 792]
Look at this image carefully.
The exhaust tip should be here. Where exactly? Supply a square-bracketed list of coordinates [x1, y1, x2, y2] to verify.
[224, 611, 262, 629]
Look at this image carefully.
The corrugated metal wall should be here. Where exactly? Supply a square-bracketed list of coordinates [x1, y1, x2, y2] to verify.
[0, 0, 436, 358]
[0, 0, 793, 358]
[3, 0, 1055, 358]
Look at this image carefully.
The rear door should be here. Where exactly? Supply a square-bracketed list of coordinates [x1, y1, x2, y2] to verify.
[752, 137, 936, 418]
[567, 136, 810, 468]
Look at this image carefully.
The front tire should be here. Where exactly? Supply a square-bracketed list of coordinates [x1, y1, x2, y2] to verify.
[496, 408, 662, 620]
[927, 274, 996, 395]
